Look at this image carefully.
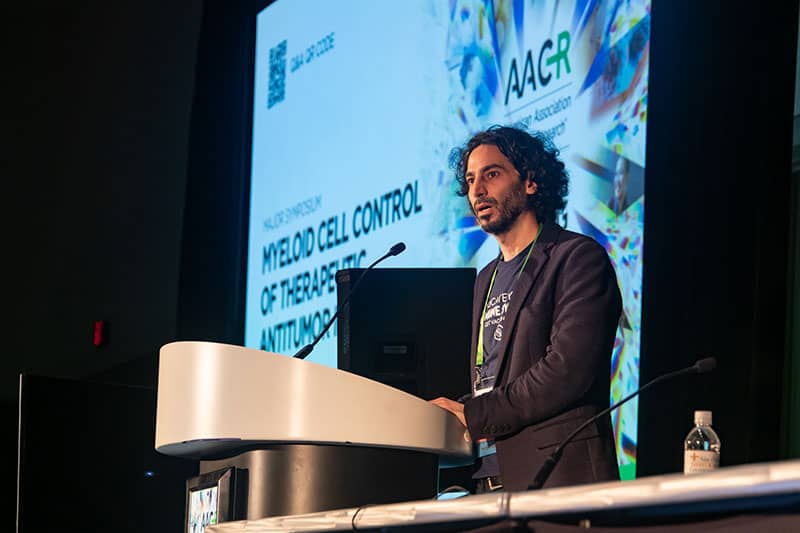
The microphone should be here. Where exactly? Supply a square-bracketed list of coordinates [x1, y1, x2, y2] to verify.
[293, 242, 406, 360]
[528, 356, 717, 490]
[693, 357, 716, 373]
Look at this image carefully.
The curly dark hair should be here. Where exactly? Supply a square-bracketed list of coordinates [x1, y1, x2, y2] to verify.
[450, 125, 569, 224]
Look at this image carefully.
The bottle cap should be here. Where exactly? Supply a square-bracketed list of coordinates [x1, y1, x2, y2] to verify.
[694, 410, 712, 426]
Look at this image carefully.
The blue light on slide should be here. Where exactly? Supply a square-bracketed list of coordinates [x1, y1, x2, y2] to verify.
[245, 0, 649, 479]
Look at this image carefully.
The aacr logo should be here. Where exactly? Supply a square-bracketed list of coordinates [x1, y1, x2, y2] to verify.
[504, 31, 571, 105]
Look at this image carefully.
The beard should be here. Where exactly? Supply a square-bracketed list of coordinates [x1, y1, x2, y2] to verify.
[472, 180, 529, 235]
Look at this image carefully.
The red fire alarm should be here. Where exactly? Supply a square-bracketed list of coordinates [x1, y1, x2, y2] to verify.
[93, 320, 106, 347]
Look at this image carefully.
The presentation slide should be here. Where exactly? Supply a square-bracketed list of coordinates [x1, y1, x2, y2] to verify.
[245, 0, 648, 479]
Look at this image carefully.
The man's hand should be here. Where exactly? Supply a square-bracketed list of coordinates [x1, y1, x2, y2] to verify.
[430, 397, 466, 427]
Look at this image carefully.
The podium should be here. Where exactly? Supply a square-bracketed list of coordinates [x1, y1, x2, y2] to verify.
[155, 341, 473, 519]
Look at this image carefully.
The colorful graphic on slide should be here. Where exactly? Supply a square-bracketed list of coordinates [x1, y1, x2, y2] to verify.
[246, 0, 649, 479]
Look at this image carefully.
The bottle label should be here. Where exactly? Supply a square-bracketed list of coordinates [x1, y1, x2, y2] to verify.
[684, 450, 719, 473]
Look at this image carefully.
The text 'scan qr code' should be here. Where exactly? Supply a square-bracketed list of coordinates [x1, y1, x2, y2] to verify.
[268, 40, 287, 108]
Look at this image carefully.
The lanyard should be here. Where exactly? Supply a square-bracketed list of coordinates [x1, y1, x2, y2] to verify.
[476, 225, 542, 367]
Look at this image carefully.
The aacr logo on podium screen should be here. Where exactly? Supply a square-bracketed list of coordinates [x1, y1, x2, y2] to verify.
[505, 30, 572, 105]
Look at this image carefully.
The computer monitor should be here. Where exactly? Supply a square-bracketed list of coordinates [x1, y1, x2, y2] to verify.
[16, 374, 197, 533]
[336, 267, 475, 400]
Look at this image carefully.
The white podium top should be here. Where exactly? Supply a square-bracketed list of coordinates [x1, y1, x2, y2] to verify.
[155, 341, 473, 459]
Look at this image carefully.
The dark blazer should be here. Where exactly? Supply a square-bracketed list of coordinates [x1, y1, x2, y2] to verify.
[463, 222, 622, 491]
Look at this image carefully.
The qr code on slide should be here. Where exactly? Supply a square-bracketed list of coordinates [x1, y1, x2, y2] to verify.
[268, 40, 287, 108]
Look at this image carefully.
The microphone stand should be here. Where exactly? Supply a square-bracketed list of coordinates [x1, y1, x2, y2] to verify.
[528, 357, 717, 490]
[293, 242, 406, 360]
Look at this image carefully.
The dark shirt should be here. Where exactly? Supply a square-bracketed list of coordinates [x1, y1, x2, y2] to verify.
[472, 243, 531, 478]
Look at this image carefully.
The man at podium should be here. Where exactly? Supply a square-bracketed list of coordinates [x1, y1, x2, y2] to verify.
[432, 125, 621, 492]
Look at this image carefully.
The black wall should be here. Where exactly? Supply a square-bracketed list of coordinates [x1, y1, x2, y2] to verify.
[639, 0, 798, 474]
[4, 1, 203, 392]
[17, 375, 197, 532]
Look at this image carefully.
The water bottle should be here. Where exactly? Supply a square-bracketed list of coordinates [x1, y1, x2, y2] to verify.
[683, 410, 721, 474]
